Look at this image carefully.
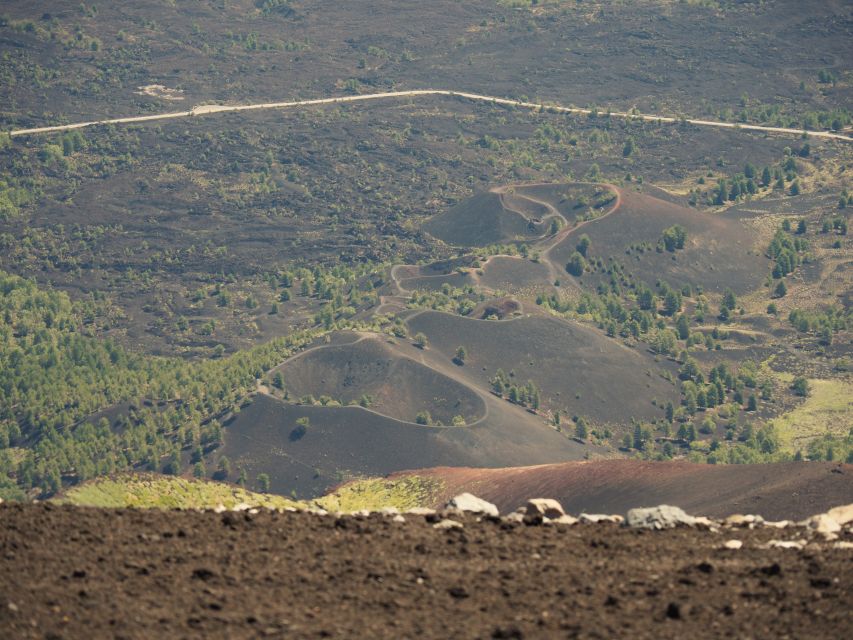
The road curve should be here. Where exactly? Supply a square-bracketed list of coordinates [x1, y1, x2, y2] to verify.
[8, 89, 852, 142]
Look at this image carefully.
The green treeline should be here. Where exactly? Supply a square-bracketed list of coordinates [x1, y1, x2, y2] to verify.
[0, 271, 317, 498]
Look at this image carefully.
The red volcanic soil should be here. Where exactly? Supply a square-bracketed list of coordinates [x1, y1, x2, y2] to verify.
[1, 504, 851, 639]
[396, 460, 853, 520]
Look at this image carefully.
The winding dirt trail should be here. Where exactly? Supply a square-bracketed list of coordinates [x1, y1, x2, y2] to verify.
[8, 89, 852, 141]
[256, 329, 493, 429]
[537, 183, 623, 286]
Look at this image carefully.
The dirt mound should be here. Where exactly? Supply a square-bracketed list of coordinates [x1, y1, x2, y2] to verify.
[473, 297, 522, 320]
[2, 504, 850, 639]
[393, 257, 478, 293]
[514, 183, 617, 220]
[398, 271, 474, 293]
[221, 392, 589, 498]
[476, 255, 553, 293]
[397, 460, 853, 521]
[423, 184, 613, 248]
[550, 188, 768, 295]
[406, 310, 679, 423]
[277, 336, 485, 424]
[423, 191, 551, 246]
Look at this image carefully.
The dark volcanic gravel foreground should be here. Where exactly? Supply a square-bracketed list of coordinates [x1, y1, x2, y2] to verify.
[1, 505, 851, 639]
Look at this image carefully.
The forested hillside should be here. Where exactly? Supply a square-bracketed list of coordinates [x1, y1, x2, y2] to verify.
[0, 270, 320, 498]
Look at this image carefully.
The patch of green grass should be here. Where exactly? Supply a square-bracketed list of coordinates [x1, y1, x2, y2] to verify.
[55, 473, 444, 512]
[771, 378, 853, 452]
[316, 476, 444, 512]
[56, 475, 303, 510]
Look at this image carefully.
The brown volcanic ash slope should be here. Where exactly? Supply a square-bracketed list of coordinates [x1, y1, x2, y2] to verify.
[397, 461, 853, 521]
[423, 191, 553, 246]
[2, 505, 851, 640]
[549, 187, 768, 295]
[221, 389, 590, 498]
[405, 310, 679, 423]
[476, 256, 553, 294]
[277, 336, 486, 425]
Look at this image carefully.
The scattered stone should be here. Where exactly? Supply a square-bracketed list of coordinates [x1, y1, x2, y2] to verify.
[825, 503, 853, 525]
[804, 513, 842, 539]
[766, 539, 806, 550]
[447, 586, 469, 599]
[447, 493, 499, 517]
[433, 519, 464, 530]
[545, 514, 579, 527]
[724, 514, 764, 528]
[696, 561, 714, 574]
[525, 498, 565, 519]
[626, 505, 696, 530]
[8, 602, 18, 613]
[192, 568, 216, 581]
[502, 512, 525, 524]
[350, 509, 372, 517]
[579, 514, 623, 524]
[763, 520, 792, 529]
[692, 516, 718, 530]
[491, 625, 523, 639]
[723, 540, 743, 550]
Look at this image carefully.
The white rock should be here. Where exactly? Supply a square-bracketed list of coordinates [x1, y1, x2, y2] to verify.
[805, 513, 842, 537]
[433, 519, 464, 530]
[525, 498, 565, 519]
[692, 516, 719, 530]
[232, 502, 252, 512]
[766, 539, 806, 550]
[763, 520, 792, 529]
[392, 514, 406, 523]
[406, 507, 437, 516]
[724, 514, 764, 527]
[545, 514, 579, 526]
[626, 505, 697, 529]
[826, 503, 853, 526]
[503, 512, 525, 524]
[379, 507, 400, 516]
[579, 513, 624, 524]
[447, 493, 499, 517]
[723, 539, 743, 550]
[350, 509, 372, 517]
[213, 504, 227, 513]
[832, 541, 853, 550]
